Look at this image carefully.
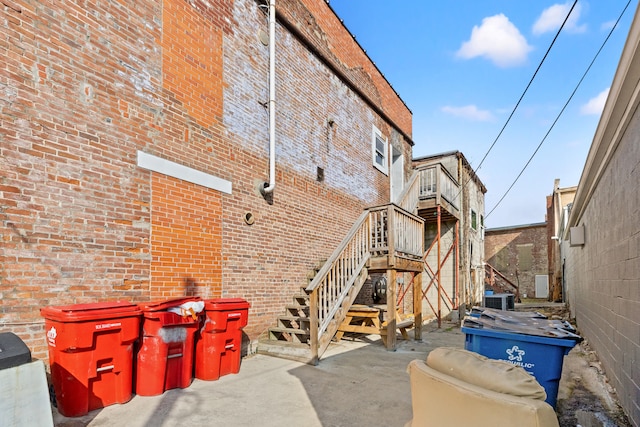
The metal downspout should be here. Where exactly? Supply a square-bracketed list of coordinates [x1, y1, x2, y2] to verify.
[262, 0, 276, 194]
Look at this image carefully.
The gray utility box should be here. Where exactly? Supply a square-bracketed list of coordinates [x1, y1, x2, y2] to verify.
[483, 293, 515, 311]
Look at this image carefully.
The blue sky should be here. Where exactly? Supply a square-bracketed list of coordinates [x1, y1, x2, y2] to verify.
[329, 0, 637, 228]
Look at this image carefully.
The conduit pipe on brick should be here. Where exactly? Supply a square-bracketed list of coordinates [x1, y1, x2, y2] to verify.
[262, 0, 276, 195]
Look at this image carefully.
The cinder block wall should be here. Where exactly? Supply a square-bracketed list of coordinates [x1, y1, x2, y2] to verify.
[0, 0, 413, 358]
[563, 111, 640, 427]
[484, 224, 548, 299]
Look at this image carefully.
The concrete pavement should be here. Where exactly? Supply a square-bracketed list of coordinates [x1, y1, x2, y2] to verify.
[52, 323, 465, 427]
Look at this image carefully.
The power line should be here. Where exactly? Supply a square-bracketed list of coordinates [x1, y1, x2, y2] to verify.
[474, 0, 578, 173]
[453, 1, 578, 203]
[486, 0, 634, 219]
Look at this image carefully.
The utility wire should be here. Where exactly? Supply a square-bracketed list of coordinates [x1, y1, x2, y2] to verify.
[486, 0, 633, 219]
[453, 0, 578, 204]
[474, 0, 578, 173]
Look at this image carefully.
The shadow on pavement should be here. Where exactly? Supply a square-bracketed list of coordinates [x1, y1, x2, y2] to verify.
[287, 321, 465, 427]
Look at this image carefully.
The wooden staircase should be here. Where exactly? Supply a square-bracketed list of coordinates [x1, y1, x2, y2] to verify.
[257, 203, 424, 364]
[257, 266, 368, 363]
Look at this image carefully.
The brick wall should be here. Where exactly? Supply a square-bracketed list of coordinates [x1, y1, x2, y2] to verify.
[150, 172, 223, 298]
[484, 224, 548, 299]
[1, 0, 157, 357]
[220, 0, 413, 339]
[1, 0, 413, 358]
[279, 0, 413, 138]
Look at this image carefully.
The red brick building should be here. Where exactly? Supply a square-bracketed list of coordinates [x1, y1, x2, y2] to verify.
[0, 0, 413, 359]
[484, 223, 549, 300]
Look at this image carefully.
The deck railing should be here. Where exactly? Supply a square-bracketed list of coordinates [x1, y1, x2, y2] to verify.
[369, 204, 423, 259]
[417, 164, 460, 210]
[306, 204, 423, 361]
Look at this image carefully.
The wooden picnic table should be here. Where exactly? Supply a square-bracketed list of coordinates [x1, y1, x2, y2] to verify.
[335, 304, 414, 346]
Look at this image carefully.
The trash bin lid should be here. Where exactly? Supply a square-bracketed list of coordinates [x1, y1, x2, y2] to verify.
[204, 298, 250, 311]
[40, 301, 141, 322]
[138, 296, 202, 312]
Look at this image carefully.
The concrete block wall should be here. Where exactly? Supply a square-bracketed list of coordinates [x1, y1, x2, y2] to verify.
[0, 0, 413, 358]
[563, 109, 640, 426]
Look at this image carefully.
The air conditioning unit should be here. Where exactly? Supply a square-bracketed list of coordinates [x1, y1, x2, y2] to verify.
[483, 293, 515, 311]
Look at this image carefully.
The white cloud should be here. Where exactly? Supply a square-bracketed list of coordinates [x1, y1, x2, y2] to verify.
[441, 105, 493, 121]
[533, 2, 587, 35]
[580, 88, 610, 115]
[457, 14, 532, 68]
[601, 20, 616, 32]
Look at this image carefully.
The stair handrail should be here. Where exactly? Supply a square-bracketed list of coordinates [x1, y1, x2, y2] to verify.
[306, 210, 370, 294]
[396, 170, 420, 214]
[484, 262, 520, 301]
[306, 210, 371, 362]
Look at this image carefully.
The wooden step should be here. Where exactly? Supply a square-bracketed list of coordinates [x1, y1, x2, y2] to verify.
[268, 327, 310, 344]
[292, 294, 310, 306]
[277, 315, 310, 330]
[285, 304, 309, 317]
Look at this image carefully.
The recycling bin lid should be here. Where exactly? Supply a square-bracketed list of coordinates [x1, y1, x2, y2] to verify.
[470, 307, 577, 333]
[138, 296, 202, 312]
[40, 300, 141, 322]
[204, 298, 250, 311]
[472, 306, 548, 319]
[463, 316, 582, 341]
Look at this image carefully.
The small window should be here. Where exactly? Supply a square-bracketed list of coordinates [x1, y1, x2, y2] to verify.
[372, 126, 388, 175]
[471, 210, 477, 230]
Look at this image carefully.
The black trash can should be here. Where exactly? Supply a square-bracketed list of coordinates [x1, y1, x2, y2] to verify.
[0, 332, 31, 370]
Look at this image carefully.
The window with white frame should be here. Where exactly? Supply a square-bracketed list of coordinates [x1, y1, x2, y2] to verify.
[471, 209, 478, 230]
[372, 126, 388, 175]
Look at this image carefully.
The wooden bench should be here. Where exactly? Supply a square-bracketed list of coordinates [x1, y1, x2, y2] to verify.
[380, 312, 414, 346]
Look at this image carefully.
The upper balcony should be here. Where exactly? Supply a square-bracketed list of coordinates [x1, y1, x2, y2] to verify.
[413, 164, 460, 223]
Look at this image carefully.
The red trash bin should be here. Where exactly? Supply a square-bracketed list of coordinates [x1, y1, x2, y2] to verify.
[40, 301, 141, 417]
[135, 297, 202, 396]
[195, 298, 250, 381]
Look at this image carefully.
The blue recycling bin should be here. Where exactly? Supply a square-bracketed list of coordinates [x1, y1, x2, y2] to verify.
[462, 317, 580, 408]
